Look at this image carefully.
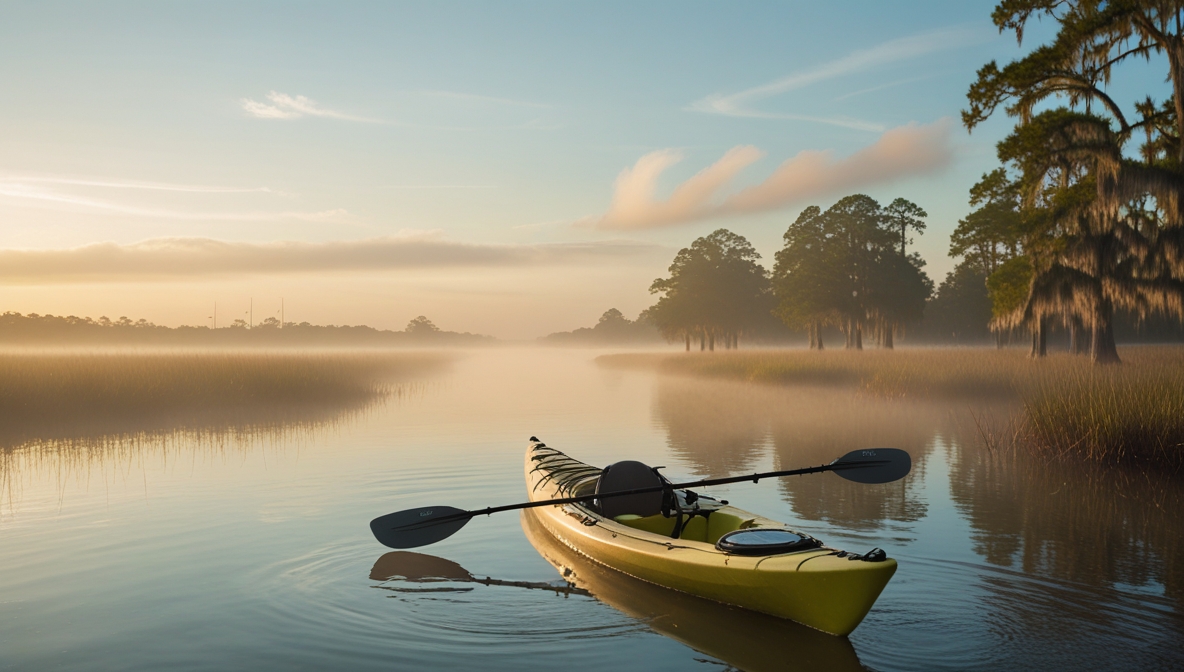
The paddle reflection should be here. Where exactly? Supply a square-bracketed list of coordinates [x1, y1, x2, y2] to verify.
[521, 509, 866, 672]
[369, 550, 591, 597]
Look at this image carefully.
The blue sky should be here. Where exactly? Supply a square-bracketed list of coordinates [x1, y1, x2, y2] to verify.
[0, 2, 1139, 337]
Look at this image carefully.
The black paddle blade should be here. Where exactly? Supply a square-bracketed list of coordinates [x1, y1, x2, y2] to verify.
[369, 506, 471, 549]
[830, 448, 911, 484]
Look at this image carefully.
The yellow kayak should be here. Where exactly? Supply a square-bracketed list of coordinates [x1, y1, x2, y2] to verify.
[524, 439, 897, 636]
[521, 509, 866, 671]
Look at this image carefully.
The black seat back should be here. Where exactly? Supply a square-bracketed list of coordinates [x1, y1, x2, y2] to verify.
[595, 460, 664, 519]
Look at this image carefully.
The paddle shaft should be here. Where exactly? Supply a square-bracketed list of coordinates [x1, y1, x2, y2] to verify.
[397, 459, 885, 530]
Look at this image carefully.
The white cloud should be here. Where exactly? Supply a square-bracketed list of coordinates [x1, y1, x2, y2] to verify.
[0, 234, 664, 282]
[595, 120, 954, 230]
[241, 91, 381, 123]
[690, 25, 990, 128]
[241, 98, 300, 119]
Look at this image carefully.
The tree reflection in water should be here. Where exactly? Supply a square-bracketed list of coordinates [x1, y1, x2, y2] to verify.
[651, 378, 770, 476]
[948, 429, 1184, 612]
[652, 376, 946, 530]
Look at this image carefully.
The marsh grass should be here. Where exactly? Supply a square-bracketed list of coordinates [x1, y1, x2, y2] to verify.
[0, 350, 451, 515]
[598, 347, 1184, 470]
[0, 350, 450, 449]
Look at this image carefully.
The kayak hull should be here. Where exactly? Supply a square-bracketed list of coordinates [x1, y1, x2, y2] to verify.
[525, 440, 896, 636]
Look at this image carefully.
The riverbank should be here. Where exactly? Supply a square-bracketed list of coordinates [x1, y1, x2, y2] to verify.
[598, 347, 1184, 470]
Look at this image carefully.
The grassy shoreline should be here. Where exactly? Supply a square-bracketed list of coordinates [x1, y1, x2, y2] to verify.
[598, 347, 1184, 471]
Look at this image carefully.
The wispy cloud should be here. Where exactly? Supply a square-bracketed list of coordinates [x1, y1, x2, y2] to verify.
[690, 25, 989, 128]
[0, 178, 342, 222]
[241, 91, 382, 123]
[0, 175, 273, 193]
[594, 120, 954, 230]
[0, 233, 664, 282]
[832, 74, 940, 102]
[240, 90, 563, 131]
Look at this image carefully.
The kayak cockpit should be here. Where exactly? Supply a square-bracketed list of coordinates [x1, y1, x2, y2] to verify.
[613, 508, 751, 544]
[567, 457, 821, 551]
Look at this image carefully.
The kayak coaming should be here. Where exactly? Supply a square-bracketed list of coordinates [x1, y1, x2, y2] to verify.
[525, 440, 896, 636]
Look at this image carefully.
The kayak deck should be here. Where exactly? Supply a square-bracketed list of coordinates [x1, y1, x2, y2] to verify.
[525, 439, 896, 636]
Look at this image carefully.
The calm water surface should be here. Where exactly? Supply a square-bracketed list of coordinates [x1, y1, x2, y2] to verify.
[1, 349, 1181, 671]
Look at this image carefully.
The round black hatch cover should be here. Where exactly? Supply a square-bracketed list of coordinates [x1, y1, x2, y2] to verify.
[715, 529, 821, 556]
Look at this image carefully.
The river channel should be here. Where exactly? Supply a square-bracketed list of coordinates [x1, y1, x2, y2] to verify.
[1, 349, 1180, 671]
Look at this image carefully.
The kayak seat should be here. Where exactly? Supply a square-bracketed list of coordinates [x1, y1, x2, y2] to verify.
[596, 461, 665, 519]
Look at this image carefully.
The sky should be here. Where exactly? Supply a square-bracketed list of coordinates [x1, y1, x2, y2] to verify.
[0, 1, 1110, 338]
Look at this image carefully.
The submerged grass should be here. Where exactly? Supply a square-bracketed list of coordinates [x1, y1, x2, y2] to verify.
[598, 347, 1184, 471]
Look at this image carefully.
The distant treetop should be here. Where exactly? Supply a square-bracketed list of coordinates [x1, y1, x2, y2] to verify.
[405, 315, 441, 334]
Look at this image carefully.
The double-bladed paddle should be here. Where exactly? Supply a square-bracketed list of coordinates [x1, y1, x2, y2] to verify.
[369, 447, 910, 550]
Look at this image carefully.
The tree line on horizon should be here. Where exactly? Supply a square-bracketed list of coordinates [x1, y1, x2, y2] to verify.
[631, 180, 1182, 353]
[643, 195, 933, 352]
[0, 312, 494, 346]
